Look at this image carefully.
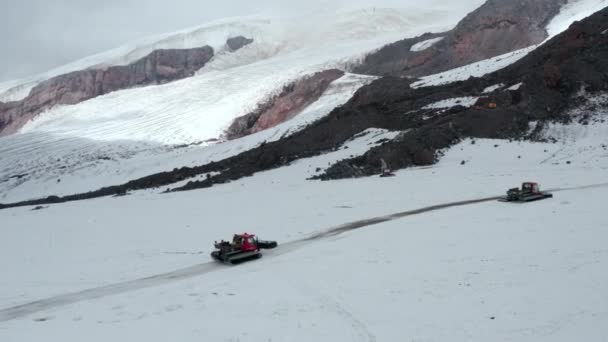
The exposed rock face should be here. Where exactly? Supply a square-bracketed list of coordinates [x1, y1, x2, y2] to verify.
[0, 46, 214, 136]
[226, 36, 254, 52]
[0, 101, 19, 134]
[0, 102, 9, 132]
[225, 69, 345, 139]
[355, 0, 567, 77]
[352, 32, 446, 76]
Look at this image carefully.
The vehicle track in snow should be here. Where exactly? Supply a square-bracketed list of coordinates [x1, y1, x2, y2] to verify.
[1, 182, 608, 322]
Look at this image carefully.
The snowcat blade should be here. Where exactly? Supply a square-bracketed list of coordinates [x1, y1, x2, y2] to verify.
[258, 240, 278, 249]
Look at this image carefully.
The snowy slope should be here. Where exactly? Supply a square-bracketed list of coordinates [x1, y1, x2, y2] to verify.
[0, 73, 377, 203]
[0, 4, 483, 103]
[410, 36, 445, 52]
[17, 8, 461, 143]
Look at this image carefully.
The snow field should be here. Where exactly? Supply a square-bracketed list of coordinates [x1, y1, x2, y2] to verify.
[1, 148, 607, 341]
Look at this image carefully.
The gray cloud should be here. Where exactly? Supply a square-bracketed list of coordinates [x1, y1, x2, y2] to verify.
[0, 0, 465, 82]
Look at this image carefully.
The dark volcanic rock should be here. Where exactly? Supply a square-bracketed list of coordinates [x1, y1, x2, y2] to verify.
[0, 46, 214, 136]
[353, 32, 446, 76]
[355, 0, 567, 77]
[225, 69, 345, 139]
[226, 36, 254, 52]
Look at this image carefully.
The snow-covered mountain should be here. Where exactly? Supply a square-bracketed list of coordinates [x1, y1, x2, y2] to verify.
[0, 3, 484, 201]
[0, 5, 482, 135]
[1, 1, 608, 341]
[1, 0, 606, 203]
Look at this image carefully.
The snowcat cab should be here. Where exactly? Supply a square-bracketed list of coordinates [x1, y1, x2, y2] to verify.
[521, 182, 539, 194]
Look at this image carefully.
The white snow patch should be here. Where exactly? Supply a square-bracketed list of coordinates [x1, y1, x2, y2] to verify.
[507, 82, 523, 91]
[411, 46, 536, 88]
[602, 28, 608, 35]
[410, 37, 444, 52]
[483, 83, 504, 93]
[546, 0, 608, 37]
[422, 96, 479, 109]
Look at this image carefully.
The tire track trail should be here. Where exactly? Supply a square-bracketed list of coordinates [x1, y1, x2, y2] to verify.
[2, 182, 607, 322]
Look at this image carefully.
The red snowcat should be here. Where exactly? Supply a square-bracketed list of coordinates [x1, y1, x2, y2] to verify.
[211, 233, 278, 264]
[499, 182, 553, 202]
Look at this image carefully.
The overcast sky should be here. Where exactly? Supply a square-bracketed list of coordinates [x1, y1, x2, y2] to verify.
[0, 0, 450, 82]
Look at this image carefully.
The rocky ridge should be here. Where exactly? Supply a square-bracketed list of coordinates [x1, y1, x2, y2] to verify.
[354, 0, 567, 77]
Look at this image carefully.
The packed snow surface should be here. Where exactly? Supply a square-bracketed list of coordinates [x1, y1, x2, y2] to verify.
[508, 82, 524, 91]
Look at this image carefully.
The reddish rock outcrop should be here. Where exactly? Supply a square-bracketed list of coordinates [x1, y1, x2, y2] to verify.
[225, 69, 345, 139]
[0, 46, 214, 136]
[355, 0, 567, 77]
